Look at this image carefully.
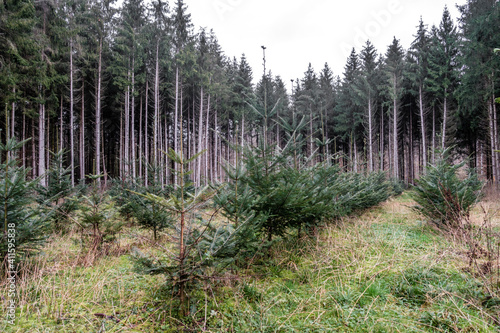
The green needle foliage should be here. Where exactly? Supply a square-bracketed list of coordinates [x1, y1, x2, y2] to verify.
[132, 148, 244, 318]
[0, 138, 48, 271]
[79, 175, 122, 257]
[411, 148, 484, 230]
[111, 178, 172, 242]
[36, 150, 81, 232]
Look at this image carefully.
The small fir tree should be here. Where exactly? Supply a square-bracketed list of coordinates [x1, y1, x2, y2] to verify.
[411, 148, 484, 229]
[36, 150, 81, 232]
[0, 138, 47, 271]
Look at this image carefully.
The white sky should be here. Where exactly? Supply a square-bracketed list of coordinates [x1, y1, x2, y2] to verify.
[187, 0, 461, 88]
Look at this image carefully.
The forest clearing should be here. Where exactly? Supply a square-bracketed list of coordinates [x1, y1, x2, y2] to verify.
[2, 0, 500, 331]
[1, 189, 500, 332]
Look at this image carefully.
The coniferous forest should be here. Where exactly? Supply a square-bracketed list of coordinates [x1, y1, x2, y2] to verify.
[0, 0, 499, 185]
[1, 0, 500, 331]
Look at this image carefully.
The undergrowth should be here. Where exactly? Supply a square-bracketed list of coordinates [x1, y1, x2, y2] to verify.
[1, 192, 500, 332]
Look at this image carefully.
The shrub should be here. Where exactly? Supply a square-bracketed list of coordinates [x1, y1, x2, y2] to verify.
[36, 150, 81, 232]
[411, 149, 484, 230]
[0, 139, 48, 272]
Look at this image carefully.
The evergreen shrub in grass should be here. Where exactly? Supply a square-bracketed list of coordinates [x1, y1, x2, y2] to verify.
[110, 179, 172, 241]
[411, 149, 484, 230]
[36, 150, 81, 232]
[215, 141, 395, 256]
[0, 139, 48, 271]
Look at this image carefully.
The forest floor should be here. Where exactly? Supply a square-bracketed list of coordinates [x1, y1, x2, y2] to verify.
[2, 191, 500, 332]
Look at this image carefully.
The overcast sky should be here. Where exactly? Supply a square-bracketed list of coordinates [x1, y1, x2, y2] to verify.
[186, 0, 461, 89]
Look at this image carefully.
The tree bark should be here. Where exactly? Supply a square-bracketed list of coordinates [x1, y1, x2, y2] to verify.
[95, 38, 103, 183]
[70, 38, 75, 186]
[418, 85, 427, 174]
[39, 103, 46, 187]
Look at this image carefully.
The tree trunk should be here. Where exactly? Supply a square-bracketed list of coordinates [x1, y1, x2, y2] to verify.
[419, 85, 427, 173]
[131, 57, 136, 179]
[39, 103, 47, 187]
[145, 80, 149, 187]
[80, 79, 85, 181]
[488, 101, 497, 183]
[368, 95, 374, 172]
[95, 38, 103, 183]
[125, 69, 130, 178]
[204, 93, 211, 183]
[197, 86, 204, 186]
[139, 93, 143, 181]
[392, 75, 398, 179]
[442, 94, 447, 150]
[432, 106, 436, 163]
[174, 66, 180, 187]
[70, 38, 75, 186]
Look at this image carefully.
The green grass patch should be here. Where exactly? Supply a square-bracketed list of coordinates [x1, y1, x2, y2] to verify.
[2, 195, 499, 332]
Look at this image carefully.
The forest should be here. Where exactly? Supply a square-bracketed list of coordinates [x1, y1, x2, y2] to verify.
[1, 0, 500, 331]
[0, 0, 498, 185]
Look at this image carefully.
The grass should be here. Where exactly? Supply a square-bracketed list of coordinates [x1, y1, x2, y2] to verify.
[2, 192, 500, 332]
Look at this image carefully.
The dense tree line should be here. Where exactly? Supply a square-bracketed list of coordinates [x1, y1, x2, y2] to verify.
[0, 0, 499, 186]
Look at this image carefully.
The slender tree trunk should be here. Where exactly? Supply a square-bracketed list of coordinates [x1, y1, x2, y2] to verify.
[432, 106, 436, 163]
[392, 75, 399, 179]
[125, 69, 130, 178]
[145, 80, 149, 187]
[60, 94, 63, 155]
[488, 101, 497, 183]
[492, 91, 499, 184]
[95, 38, 103, 183]
[39, 103, 47, 187]
[442, 94, 447, 150]
[368, 95, 374, 172]
[80, 79, 85, 181]
[139, 93, 143, 181]
[215, 108, 219, 182]
[120, 108, 123, 179]
[131, 57, 136, 179]
[204, 93, 211, 183]
[174, 66, 180, 186]
[197, 86, 204, 186]
[380, 108, 384, 171]
[419, 85, 427, 173]
[32, 118, 36, 179]
[154, 42, 160, 170]
[22, 111, 26, 171]
[70, 39, 75, 186]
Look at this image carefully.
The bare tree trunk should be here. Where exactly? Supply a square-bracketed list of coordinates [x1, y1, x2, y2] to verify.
[204, 93, 211, 183]
[131, 57, 136, 179]
[174, 66, 180, 187]
[367, 95, 374, 172]
[392, 75, 399, 179]
[95, 38, 103, 183]
[432, 106, 436, 163]
[32, 118, 36, 179]
[22, 111, 26, 171]
[145, 80, 149, 187]
[492, 91, 499, 184]
[215, 108, 219, 182]
[197, 86, 204, 186]
[139, 93, 143, 181]
[488, 101, 497, 183]
[419, 85, 427, 173]
[70, 39, 75, 186]
[39, 103, 47, 187]
[441, 94, 447, 150]
[153, 42, 160, 171]
[125, 69, 130, 178]
[120, 109, 123, 179]
[380, 108, 384, 171]
[80, 79, 85, 181]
